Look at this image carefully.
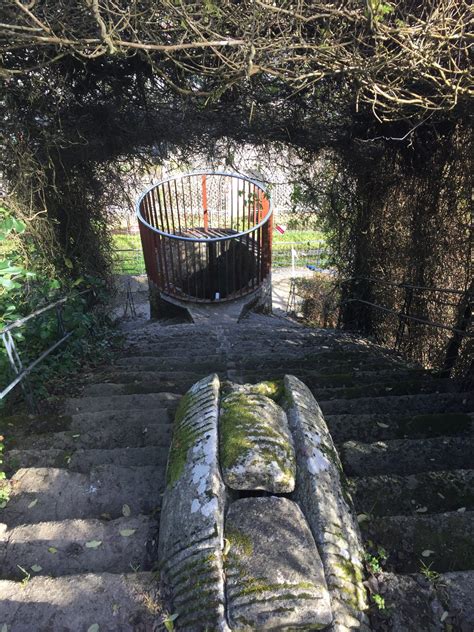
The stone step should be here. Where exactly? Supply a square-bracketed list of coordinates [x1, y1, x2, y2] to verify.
[320, 391, 473, 416]
[326, 412, 474, 444]
[0, 571, 162, 631]
[1, 465, 165, 527]
[360, 511, 474, 573]
[93, 366, 427, 388]
[80, 373, 446, 400]
[341, 436, 474, 476]
[113, 355, 410, 377]
[65, 392, 181, 414]
[9, 421, 172, 453]
[0, 514, 157, 580]
[349, 469, 474, 516]
[124, 338, 364, 356]
[5, 446, 170, 473]
[1, 408, 172, 447]
[369, 571, 474, 631]
[311, 377, 456, 401]
[91, 369, 212, 389]
[82, 380, 189, 397]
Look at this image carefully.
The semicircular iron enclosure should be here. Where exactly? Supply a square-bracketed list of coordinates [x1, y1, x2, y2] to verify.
[137, 171, 273, 303]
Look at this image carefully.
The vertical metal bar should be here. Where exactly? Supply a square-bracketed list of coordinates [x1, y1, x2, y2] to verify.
[202, 175, 209, 231]
[174, 179, 182, 234]
[152, 190, 167, 290]
[56, 304, 65, 337]
[168, 180, 183, 292]
[181, 177, 187, 231]
[395, 285, 413, 351]
[163, 184, 177, 294]
[2, 330, 37, 413]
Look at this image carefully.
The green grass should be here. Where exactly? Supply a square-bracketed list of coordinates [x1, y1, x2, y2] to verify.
[272, 229, 324, 243]
[111, 234, 144, 274]
[110, 229, 329, 274]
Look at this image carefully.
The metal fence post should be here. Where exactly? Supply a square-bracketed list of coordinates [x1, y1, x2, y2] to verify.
[395, 284, 413, 351]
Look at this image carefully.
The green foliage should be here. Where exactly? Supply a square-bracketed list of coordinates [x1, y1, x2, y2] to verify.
[292, 274, 340, 328]
[372, 593, 387, 611]
[0, 203, 114, 413]
[0, 432, 9, 509]
[364, 544, 388, 575]
[162, 613, 179, 631]
[0, 206, 34, 320]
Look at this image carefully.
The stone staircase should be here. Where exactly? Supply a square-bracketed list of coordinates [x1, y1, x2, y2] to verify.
[1, 312, 472, 630]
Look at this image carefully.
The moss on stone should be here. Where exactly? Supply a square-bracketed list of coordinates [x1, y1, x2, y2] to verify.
[166, 390, 206, 486]
[226, 527, 254, 557]
[247, 380, 284, 402]
[169, 551, 218, 583]
[219, 393, 295, 484]
[236, 577, 316, 598]
[334, 557, 364, 586]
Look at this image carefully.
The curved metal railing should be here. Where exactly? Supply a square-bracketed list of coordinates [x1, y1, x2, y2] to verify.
[137, 171, 273, 302]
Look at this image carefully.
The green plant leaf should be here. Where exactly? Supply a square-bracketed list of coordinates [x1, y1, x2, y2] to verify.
[85, 540, 102, 548]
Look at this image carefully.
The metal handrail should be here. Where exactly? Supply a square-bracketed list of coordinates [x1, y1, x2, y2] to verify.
[341, 297, 474, 337]
[0, 290, 89, 336]
[1, 289, 91, 404]
[136, 170, 273, 243]
[343, 276, 471, 297]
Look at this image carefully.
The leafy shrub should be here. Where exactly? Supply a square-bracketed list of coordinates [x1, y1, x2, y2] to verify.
[0, 204, 114, 411]
[293, 273, 340, 328]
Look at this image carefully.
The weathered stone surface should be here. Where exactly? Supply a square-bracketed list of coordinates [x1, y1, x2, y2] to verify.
[0, 572, 163, 631]
[369, 572, 445, 631]
[341, 436, 474, 476]
[283, 375, 370, 632]
[219, 386, 295, 492]
[225, 496, 332, 630]
[0, 515, 156, 578]
[158, 374, 228, 632]
[360, 510, 474, 573]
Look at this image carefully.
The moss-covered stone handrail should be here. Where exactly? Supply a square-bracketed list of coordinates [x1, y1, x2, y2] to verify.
[158, 373, 370, 631]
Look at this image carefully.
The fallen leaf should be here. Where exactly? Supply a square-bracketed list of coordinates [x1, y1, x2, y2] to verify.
[122, 504, 131, 517]
[1, 624, 8, 632]
[87, 625, 99, 632]
[415, 506, 428, 513]
[223, 538, 231, 556]
[120, 529, 136, 537]
[421, 550, 435, 557]
[440, 611, 449, 622]
[85, 540, 102, 549]
[31, 565, 42, 572]
[376, 422, 389, 428]
[357, 513, 370, 523]
[48, 547, 57, 554]
[457, 507, 466, 513]
[28, 499, 38, 509]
